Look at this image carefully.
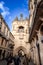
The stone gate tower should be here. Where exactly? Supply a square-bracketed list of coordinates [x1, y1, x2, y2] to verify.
[12, 14, 30, 57]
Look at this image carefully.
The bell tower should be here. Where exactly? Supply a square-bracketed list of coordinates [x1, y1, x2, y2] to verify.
[12, 14, 30, 57]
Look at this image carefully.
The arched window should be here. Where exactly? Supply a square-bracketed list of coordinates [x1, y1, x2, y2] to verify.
[18, 26, 24, 33]
[40, 24, 43, 43]
[40, 25, 43, 32]
[0, 50, 2, 58]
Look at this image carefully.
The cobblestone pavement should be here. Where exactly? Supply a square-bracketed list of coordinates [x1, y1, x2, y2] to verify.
[0, 60, 7, 65]
[0, 60, 35, 65]
[0, 62, 35, 65]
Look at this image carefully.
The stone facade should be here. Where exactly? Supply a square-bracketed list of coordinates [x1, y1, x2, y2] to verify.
[0, 0, 43, 65]
[0, 14, 14, 60]
[29, 0, 43, 65]
[12, 15, 30, 58]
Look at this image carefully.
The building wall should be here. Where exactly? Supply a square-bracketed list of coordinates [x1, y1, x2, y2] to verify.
[0, 14, 14, 60]
[37, 27, 43, 65]
[29, 0, 41, 27]
[12, 17, 30, 57]
[29, 0, 43, 65]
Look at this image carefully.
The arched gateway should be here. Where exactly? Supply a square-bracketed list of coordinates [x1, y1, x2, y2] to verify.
[12, 14, 30, 58]
[14, 46, 27, 56]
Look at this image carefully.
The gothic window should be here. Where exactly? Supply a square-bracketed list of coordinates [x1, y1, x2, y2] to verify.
[4, 26, 6, 34]
[40, 25, 43, 36]
[40, 36, 43, 43]
[41, 40, 43, 43]
[18, 26, 24, 33]
[5, 40, 7, 46]
[1, 39, 4, 45]
[6, 30, 8, 37]
[40, 25, 43, 32]
[0, 50, 2, 58]
[2, 50, 6, 59]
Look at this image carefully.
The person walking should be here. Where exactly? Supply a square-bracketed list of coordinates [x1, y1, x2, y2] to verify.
[14, 54, 21, 65]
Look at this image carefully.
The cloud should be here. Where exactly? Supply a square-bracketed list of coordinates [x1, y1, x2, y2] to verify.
[9, 16, 11, 19]
[0, 1, 10, 18]
[2, 11, 10, 17]
[26, 0, 29, 5]
[22, 0, 29, 10]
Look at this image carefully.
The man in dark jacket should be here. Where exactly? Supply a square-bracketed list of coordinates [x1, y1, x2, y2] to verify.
[14, 55, 21, 65]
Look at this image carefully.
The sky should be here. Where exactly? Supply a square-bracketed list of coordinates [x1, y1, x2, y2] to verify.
[0, 0, 30, 31]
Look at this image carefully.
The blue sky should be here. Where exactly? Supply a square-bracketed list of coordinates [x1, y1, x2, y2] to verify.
[0, 0, 29, 31]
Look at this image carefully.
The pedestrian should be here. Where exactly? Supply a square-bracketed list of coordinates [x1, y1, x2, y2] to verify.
[23, 54, 28, 65]
[14, 54, 21, 65]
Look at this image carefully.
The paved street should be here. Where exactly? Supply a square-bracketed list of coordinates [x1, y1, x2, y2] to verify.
[0, 59, 35, 65]
[0, 60, 7, 65]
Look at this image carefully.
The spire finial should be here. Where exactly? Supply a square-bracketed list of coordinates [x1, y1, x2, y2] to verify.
[20, 14, 23, 20]
[15, 16, 18, 21]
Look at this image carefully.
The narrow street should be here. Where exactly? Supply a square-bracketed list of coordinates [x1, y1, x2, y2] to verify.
[0, 60, 35, 65]
[0, 60, 7, 65]
[0, 53, 35, 65]
[0, 0, 43, 65]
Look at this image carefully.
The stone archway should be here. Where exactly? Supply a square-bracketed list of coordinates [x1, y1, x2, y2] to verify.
[14, 46, 28, 56]
[18, 49, 25, 56]
[13, 46, 31, 65]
